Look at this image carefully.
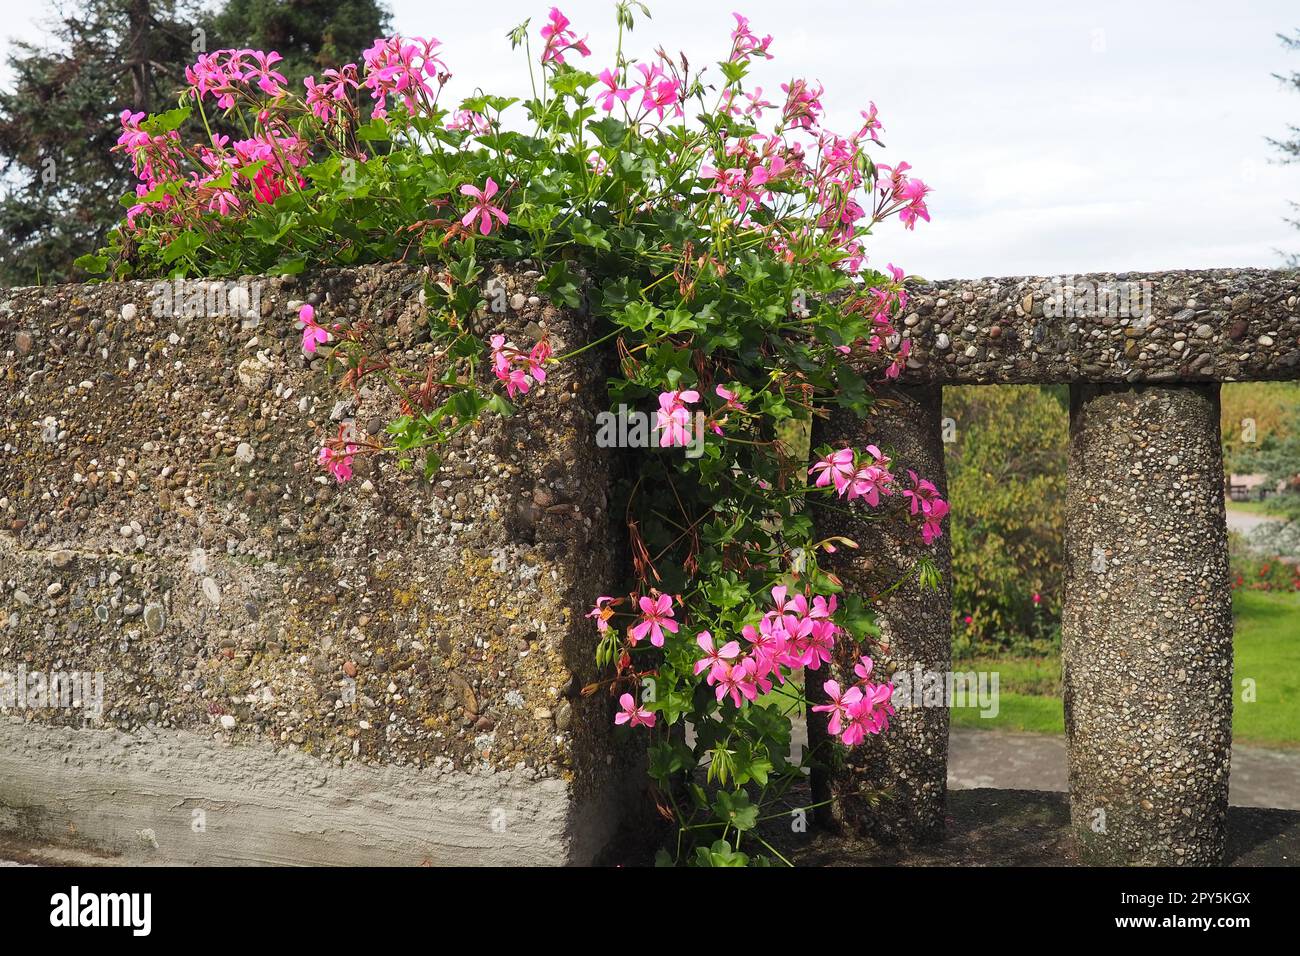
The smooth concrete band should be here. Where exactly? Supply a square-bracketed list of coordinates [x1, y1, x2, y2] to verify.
[809, 386, 953, 843]
[0, 718, 616, 865]
[1063, 384, 1234, 865]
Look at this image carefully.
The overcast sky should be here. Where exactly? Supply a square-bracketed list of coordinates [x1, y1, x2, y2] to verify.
[3, 0, 1299, 279]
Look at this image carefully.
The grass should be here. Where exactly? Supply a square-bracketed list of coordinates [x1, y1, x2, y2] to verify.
[949, 656, 1064, 734]
[1231, 590, 1300, 746]
[952, 590, 1300, 746]
[1225, 499, 1287, 517]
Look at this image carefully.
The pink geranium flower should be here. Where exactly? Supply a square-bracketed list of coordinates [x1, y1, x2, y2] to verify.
[630, 593, 679, 647]
[811, 679, 863, 736]
[634, 62, 683, 120]
[694, 630, 740, 677]
[615, 692, 656, 728]
[586, 595, 617, 633]
[298, 303, 332, 354]
[489, 333, 547, 400]
[809, 447, 854, 494]
[714, 659, 759, 708]
[709, 384, 746, 435]
[540, 8, 590, 65]
[921, 498, 950, 544]
[460, 178, 509, 235]
[846, 445, 891, 505]
[854, 655, 875, 682]
[596, 68, 633, 111]
[318, 444, 357, 483]
[655, 389, 699, 447]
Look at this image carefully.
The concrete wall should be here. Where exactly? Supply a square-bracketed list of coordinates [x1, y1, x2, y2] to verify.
[0, 263, 641, 864]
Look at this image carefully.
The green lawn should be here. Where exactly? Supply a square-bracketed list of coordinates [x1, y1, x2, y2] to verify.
[1232, 590, 1300, 746]
[951, 590, 1300, 746]
[949, 656, 1065, 734]
[1225, 498, 1288, 518]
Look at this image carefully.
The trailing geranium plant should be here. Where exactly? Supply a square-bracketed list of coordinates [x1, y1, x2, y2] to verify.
[87, 3, 945, 867]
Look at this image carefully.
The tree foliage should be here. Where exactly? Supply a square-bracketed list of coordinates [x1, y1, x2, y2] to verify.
[0, 0, 212, 285]
[945, 385, 1067, 654]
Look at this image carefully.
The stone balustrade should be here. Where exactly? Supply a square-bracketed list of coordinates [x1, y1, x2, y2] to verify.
[809, 268, 1299, 865]
[893, 269, 1300, 384]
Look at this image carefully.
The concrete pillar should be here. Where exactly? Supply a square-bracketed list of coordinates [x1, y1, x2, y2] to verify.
[808, 386, 952, 843]
[1063, 384, 1234, 865]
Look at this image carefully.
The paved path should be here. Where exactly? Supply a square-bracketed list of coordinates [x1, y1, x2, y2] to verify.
[791, 720, 1300, 810]
[949, 727, 1300, 811]
[1225, 505, 1286, 536]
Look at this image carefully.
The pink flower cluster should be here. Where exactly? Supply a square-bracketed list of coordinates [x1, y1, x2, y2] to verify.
[652, 385, 747, 444]
[811, 655, 895, 745]
[304, 65, 361, 124]
[810, 445, 949, 544]
[728, 13, 773, 63]
[116, 105, 309, 226]
[700, 134, 790, 217]
[116, 110, 181, 226]
[901, 468, 950, 545]
[231, 131, 310, 204]
[589, 57, 683, 122]
[361, 36, 448, 118]
[447, 109, 491, 134]
[319, 443, 357, 483]
[875, 161, 932, 230]
[697, 585, 841, 707]
[848, 262, 912, 378]
[633, 62, 684, 121]
[490, 334, 549, 399]
[184, 49, 288, 109]
[592, 582, 894, 746]
[540, 7, 591, 65]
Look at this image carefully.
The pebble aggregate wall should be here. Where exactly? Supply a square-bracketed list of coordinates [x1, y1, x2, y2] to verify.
[3, 266, 1298, 866]
[0, 263, 642, 864]
[894, 269, 1300, 384]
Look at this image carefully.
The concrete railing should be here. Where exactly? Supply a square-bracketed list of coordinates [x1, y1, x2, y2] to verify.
[1, 266, 1296, 865]
[809, 268, 1300, 865]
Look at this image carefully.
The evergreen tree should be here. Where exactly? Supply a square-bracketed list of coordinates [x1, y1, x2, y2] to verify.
[0, 0, 211, 285]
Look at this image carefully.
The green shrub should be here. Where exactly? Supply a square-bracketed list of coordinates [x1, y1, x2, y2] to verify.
[1229, 531, 1300, 592]
[945, 385, 1067, 655]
